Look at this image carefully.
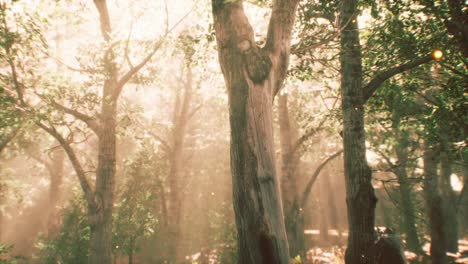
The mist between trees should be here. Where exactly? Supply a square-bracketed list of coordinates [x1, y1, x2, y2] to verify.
[0, 0, 466, 264]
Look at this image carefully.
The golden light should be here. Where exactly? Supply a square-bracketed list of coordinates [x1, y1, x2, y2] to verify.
[432, 49, 443, 60]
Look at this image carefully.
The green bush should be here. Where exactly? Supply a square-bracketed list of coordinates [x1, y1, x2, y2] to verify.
[35, 192, 89, 264]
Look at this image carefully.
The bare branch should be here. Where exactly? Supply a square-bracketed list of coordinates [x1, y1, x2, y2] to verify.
[113, 39, 164, 99]
[113, 7, 193, 99]
[300, 149, 343, 208]
[36, 93, 100, 133]
[290, 118, 327, 155]
[36, 121, 95, 208]
[124, 22, 135, 69]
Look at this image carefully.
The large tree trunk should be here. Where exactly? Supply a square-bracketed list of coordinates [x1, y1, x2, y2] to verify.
[394, 139, 421, 253]
[423, 143, 448, 264]
[339, 0, 377, 263]
[88, 93, 117, 264]
[278, 93, 305, 257]
[211, 1, 299, 262]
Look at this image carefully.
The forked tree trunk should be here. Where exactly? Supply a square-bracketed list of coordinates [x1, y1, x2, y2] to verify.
[211, 1, 299, 262]
[340, 0, 377, 262]
[423, 143, 448, 264]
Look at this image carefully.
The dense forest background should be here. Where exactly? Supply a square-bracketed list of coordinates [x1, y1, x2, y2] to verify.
[0, 0, 466, 263]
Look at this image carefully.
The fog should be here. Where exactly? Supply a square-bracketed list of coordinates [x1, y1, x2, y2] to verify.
[1, 0, 466, 263]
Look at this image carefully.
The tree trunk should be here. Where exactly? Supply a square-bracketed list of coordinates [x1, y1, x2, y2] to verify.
[318, 176, 330, 246]
[340, 0, 377, 263]
[440, 149, 458, 254]
[168, 62, 193, 262]
[278, 93, 305, 257]
[423, 143, 448, 264]
[47, 147, 65, 238]
[394, 140, 421, 253]
[128, 250, 133, 264]
[324, 167, 342, 243]
[211, 0, 299, 262]
[88, 94, 117, 264]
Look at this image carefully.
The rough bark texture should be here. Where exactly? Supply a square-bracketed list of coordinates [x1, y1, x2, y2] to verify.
[88, 93, 117, 264]
[423, 144, 448, 264]
[340, 0, 377, 263]
[87, 2, 118, 263]
[278, 94, 304, 257]
[211, 1, 299, 263]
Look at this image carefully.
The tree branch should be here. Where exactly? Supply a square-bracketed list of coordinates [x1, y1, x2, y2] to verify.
[113, 6, 192, 100]
[93, 0, 112, 41]
[264, 0, 300, 96]
[37, 94, 100, 133]
[290, 118, 327, 156]
[300, 149, 343, 208]
[36, 121, 95, 209]
[113, 39, 164, 99]
[363, 55, 433, 103]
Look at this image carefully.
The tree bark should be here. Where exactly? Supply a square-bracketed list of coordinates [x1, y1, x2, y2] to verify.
[423, 143, 448, 264]
[339, 0, 377, 263]
[211, 1, 299, 262]
[88, 81, 117, 264]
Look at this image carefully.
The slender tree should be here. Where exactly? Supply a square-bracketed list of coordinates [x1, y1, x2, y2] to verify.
[339, 0, 443, 262]
[423, 143, 448, 264]
[211, 0, 300, 262]
[278, 93, 304, 257]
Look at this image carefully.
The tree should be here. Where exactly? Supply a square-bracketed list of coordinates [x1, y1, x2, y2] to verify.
[211, 0, 300, 262]
[0, 1, 172, 262]
[339, 0, 443, 262]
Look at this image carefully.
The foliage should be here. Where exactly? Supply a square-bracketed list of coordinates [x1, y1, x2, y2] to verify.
[35, 191, 89, 264]
[0, 243, 26, 264]
[113, 140, 166, 258]
[207, 205, 237, 264]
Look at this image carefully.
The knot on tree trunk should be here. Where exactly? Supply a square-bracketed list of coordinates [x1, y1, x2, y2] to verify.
[239, 41, 272, 84]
